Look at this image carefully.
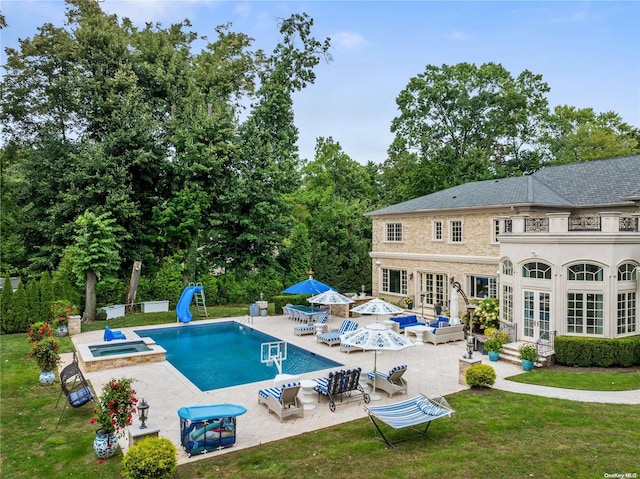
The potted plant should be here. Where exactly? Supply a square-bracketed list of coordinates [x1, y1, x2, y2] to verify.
[27, 322, 54, 344]
[51, 300, 77, 336]
[90, 377, 138, 459]
[483, 337, 504, 361]
[518, 344, 538, 371]
[403, 296, 414, 310]
[27, 336, 60, 385]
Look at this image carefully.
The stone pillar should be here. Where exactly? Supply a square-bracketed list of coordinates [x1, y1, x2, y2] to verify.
[459, 357, 482, 386]
[68, 315, 81, 336]
[546, 212, 570, 233]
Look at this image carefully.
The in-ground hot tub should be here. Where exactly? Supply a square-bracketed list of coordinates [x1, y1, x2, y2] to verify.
[77, 337, 166, 372]
[89, 340, 152, 357]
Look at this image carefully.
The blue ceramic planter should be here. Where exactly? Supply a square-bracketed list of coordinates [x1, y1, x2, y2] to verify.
[521, 359, 534, 371]
[93, 430, 119, 459]
[488, 351, 500, 361]
[39, 370, 55, 385]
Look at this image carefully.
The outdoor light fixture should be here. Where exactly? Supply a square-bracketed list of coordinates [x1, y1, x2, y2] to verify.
[465, 333, 474, 359]
[137, 398, 150, 429]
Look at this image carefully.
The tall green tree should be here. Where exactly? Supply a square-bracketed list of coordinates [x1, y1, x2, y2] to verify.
[291, 137, 373, 291]
[67, 211, 125, 321]
[387, 62, 550, 201]
[206, 13, 331, 272]
[38, 271, 54, 322]
[0, 273, 14, 333]
[544, 106, 640, 164]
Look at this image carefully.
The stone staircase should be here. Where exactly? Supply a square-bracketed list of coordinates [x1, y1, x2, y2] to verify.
[499, 342, 552, 368]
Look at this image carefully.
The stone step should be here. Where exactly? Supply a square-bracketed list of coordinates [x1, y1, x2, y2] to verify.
[499, 342, 548, 368]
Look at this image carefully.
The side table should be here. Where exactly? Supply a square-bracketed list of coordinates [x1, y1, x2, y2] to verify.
[298, 379, 317, 410]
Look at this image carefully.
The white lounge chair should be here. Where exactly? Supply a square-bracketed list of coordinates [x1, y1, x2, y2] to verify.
[366, 364, 408, 397]
[294, 311, 328, 336]
[257, 383, 304, 422]
[316, 319, 358, 346]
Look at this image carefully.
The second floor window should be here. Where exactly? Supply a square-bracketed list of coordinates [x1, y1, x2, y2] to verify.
[433, 221, 443, 240]
[449, 220, 463, 243]
[386, 223, 403, 242]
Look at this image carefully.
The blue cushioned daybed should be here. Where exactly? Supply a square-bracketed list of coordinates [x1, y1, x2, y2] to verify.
[390, 315, 425, 331]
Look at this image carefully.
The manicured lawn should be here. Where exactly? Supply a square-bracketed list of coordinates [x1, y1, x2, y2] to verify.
[2, 308, 639, 478]
[507, 368, 640, 391]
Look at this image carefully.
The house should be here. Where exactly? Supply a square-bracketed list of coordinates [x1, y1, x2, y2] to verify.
[365, 156, 640, 344]
[0, 277, 21, 292]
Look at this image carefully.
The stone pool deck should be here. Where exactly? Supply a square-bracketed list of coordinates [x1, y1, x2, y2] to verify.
[68, 314, 639, 465]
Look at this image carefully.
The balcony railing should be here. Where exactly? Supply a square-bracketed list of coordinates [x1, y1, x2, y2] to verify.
[620, 217, 639, 232]
[569, 216, 600, 231]
[525, 218, 549, 232]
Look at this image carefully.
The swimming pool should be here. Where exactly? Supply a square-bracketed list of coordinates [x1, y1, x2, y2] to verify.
[135, 321, 342, 391]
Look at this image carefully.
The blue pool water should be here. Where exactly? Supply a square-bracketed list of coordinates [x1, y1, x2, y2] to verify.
[135, 321, 342, 391]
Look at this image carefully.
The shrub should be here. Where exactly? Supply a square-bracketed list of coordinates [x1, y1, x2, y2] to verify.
[122, 437, 178, 479]
[473, 298, 500, 329]
[554, 335, 640, 367]
[465, 364, 496, 388]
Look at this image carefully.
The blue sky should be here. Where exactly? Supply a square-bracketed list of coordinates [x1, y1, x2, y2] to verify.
[2, 1, 639, 164]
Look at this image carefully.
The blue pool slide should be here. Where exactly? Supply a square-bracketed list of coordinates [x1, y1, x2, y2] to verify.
[176, 285, 203, 323]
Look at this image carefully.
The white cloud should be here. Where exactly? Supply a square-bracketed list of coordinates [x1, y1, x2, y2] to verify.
[331, 31, 368, 50]
[447, 30, 473, 40]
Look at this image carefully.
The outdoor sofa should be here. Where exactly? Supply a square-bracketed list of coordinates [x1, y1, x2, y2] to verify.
[389, 315, 425, 332]
[423, 323, 465, 345]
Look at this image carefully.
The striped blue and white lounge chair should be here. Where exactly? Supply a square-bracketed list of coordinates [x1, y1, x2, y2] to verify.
[258, 382, 303, 422]
[294, 310, 328, 336]
[316, 319, 358, 346]
[366, 364, 408, 397]
[365, 394, 454, 449]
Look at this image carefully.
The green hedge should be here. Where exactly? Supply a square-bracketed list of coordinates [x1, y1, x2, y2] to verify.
[554, 335, 640, 367]
[273, 294, 312, 314]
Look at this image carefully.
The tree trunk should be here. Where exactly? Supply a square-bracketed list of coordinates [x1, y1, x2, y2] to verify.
[85, 269, 97, 322]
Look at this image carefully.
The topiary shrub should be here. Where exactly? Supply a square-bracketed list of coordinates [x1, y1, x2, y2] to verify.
[465, 364, 496, 388]
[122, 437, 177, 479]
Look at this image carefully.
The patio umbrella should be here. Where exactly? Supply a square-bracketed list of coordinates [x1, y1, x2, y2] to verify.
[350, 297, 404, 322]
[307, 290, 354, 327]
[340, 322, 414, 400]
[450, 284, 459, 323]
[282, 275, 332, 295]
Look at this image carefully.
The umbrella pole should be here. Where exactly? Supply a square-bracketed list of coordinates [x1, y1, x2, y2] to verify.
[370, 350, 382, 401]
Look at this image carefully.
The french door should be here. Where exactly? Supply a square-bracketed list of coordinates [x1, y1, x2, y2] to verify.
[523, 290, 550, 340]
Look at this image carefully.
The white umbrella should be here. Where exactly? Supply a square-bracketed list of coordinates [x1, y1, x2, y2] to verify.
[349, 297, 405, 322]
[340, 322, 414, 400]
[450, 285, 459, 324]
[307, 289, 354, 327]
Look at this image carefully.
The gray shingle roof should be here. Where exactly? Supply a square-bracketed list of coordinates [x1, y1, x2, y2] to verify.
[367, 155, 640, 215]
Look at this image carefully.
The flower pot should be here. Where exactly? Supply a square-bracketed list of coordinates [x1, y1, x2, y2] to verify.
[521, 359, 534, 371]
[488, 351, 500, 361]
[56, 324, 68, 337]
[93, 430, 119, 459]
[39, 370, 55, 385]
